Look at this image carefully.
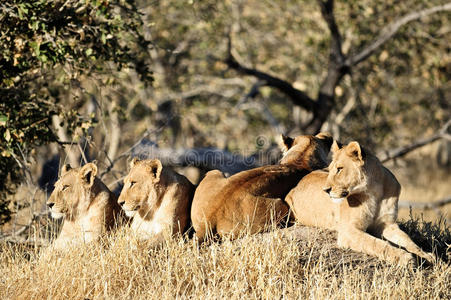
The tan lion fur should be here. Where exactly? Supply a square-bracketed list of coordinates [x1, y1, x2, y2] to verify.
[46, 163, 123, 250]
[118, 158, 194, 243]
[285, 141, 435, 266]
[191, 133, 333, 241]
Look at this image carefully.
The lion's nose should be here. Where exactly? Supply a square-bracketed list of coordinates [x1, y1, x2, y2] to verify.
[323, 187, 331, 194]
[47, 202, 54, 208]
[118, 199, 125, 207]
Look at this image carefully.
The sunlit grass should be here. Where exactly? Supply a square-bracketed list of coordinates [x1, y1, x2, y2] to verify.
[0, 218, 450, 299]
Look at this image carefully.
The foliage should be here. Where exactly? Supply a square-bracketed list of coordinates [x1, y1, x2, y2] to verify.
[0, 0, 152, 223]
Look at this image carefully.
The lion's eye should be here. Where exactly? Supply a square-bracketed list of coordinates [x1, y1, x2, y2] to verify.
[336, 167, 343, 173]
[62, 185, 69, 191]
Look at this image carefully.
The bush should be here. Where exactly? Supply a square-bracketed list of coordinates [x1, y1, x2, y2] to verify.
[0, 0, 153, 223]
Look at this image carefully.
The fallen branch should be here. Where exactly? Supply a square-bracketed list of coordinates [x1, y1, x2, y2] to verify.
[131, 139, 262, 175]
[398, 197, 451, 210]
[399, 196, 451, 223]
[379, 120, 451, 163]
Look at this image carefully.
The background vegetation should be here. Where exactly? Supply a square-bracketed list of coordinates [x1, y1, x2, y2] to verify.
[0, 0, 449, 230]
[1, 0, 450, 217]
[0, 0, 152, 222]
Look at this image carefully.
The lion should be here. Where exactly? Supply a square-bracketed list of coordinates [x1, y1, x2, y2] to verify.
[46, 163, 123, 250]
[117, 158, 194, 244]
[191, 133, 333, 241]
[285, 141, 435, 266]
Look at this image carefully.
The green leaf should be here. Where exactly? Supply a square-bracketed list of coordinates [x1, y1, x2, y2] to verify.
[0, 115, 7, 127]
[39, 54, 48, 63]
[30, 41, 40, 57]
[17, 4, 29, 19]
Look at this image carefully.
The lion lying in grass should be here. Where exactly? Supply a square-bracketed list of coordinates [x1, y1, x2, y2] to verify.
[118, 158, 194, 244]
[285, 141, 435, 266]
[191, 133, 333, 241]
[46, 163, 123, 250]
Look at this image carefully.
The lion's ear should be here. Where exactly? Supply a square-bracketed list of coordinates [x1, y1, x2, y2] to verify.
[61, 164, 72, 175]
[346, 141, 363, 162]
[80, 163, 98, 187]
[331, 140, 341, 154]
[130, 157, 140, 169]
[316, 132, 333, 152]
[279, 134, 294, 154]
[147, 159, 163, 182]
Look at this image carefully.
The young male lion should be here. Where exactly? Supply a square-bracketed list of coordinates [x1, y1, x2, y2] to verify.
[118, 158, 194, 243]
[191, 133, 333, 241]
[46, 163, 123, 250]
[285, 141, 435, 266]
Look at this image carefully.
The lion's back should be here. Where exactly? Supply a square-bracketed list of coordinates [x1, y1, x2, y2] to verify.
[191, 170, 227, 234]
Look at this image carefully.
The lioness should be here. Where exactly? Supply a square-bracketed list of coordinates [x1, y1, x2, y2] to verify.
[118, 158, 194, 243]
[46, 163, 123, 250]
[285, 141, 435, 266]
[191, 133, 333, 241]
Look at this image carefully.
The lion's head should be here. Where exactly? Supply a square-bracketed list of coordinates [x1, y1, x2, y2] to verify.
[279, 132, 333, 170]
[323, 141, 368, 204]
[47, 163, 99, 220]
[118, 158, 164, 218]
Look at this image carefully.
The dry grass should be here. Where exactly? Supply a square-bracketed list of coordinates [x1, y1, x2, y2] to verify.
[1, 218, 450, 300]
[1, 153, 450, 299]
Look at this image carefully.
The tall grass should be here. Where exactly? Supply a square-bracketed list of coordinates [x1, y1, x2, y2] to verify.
[1, 218, 450, 299]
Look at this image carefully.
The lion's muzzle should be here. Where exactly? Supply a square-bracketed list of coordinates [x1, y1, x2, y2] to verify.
[323, 187, 348, 204]
[118, 196, 140, 217]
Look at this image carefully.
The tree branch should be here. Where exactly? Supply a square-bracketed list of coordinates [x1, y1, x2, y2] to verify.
[52, 115, 80, 167]
[398, 196, 451, 210]
[300, 1, 348, 134]
[224, 36, 316, 112]
[100, 127, 167, 179]
[379, 119, 451, 163]
[318, 0, 345, 65]
[107, 102, 121, 161]
[347, 3, 451, 67]
[161, 84, 241, 102]
[235, 80, 265, 107]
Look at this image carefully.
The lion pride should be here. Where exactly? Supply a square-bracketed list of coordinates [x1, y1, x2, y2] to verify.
[191, 133, 333, 241]
[46, 163, 123, 250]
[285, 141, 435, 266]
